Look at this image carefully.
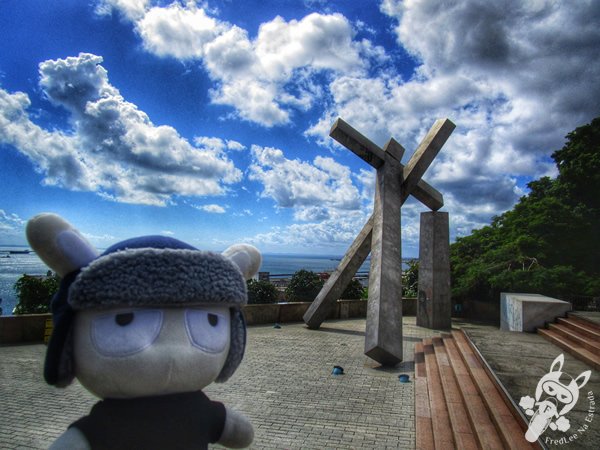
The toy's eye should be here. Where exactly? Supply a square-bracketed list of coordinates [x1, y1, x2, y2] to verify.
[558, 393, 570, 403]
[91, 310, 163, 357]
[185, 309, 229, 353]
[115, 312, 134, 326]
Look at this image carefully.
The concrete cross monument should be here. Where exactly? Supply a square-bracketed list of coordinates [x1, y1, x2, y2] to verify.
[303, 117, 455, 366]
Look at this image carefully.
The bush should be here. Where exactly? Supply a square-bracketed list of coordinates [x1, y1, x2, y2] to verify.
[402, 259, 419, 297]
[247, 279, 279, 304]
[285, 269, 324, 302]
[341, 278, 365, 299]
[13, 272, 60, 315]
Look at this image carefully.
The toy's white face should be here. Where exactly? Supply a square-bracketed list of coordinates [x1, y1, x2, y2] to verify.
[73, 306, 231, 399]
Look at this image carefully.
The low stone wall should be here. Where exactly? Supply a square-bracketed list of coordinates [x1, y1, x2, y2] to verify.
[0, 313, 50, 344]
[0, 298, 418, 344]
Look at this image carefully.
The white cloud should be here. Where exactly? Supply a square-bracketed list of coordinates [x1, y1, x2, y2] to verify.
[137, 2, 228, 59]
[232, 209, 253, 217]
[244, 209, 369, 249]
[193, 136, 246, 152]
[0, 53, 242, 206]
[95, 0, 150, 20]
[195, 204, 227, 214]
[305, 0, 600, 240]
[0, 210, 25, 236]
[249, 145, 361, 211]
[0, 89, 94, 191]
[98, 2, 382, 126]
[245, 144, 385, 252]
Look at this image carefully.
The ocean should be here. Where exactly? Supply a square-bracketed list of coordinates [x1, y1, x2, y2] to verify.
[0, 246, 377, 316]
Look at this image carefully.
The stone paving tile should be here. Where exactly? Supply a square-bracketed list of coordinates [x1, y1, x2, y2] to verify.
[0, 318, 441, 449]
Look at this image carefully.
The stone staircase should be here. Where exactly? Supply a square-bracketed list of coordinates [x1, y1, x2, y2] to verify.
[415, 330, 540, 449]
[537, 312, 600, 371]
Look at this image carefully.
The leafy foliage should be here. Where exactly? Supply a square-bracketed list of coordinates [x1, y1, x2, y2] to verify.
[450, 117, 600, 304]
[13, 272, 60, 315]
[341, 278, 365, 300]
[285, 269, 324, 302]
[247, 279, 279, 304]
[402, 259, 419, 297]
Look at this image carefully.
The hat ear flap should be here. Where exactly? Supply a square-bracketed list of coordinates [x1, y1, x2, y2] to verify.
[216, 308, 246, 383]
[26, 213, 98, 277]
[222, 244, 261, 280]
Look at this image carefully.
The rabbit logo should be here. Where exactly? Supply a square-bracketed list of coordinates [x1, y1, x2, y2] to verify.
[519, 354, 591, 443]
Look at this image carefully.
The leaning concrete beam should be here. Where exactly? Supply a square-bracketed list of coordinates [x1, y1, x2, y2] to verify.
[303, 218, 373, 329]
[365, 151, 404, 366]
[401, 118, 455, 205]
[330, 118, 444, 211]
[330, 118, 386, 168]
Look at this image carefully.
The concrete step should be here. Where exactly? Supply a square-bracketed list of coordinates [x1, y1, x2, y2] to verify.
[442, 335, 505, 450]
[414, 342, 434, 450]
[556, 317, 600, 341]
[547, 322, 600, 353]
[452, 331, 537, 449]
[538, 327, 600, 371]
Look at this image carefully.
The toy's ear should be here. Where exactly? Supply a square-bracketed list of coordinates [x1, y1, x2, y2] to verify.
[26, 213, 98, 277]
[575, 370, 591, 390]
[222, 244, 262, 280]
[549, 354, 564, 373]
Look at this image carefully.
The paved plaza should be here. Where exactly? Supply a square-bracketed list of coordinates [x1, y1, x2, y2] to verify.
[0, 318, 442, 449]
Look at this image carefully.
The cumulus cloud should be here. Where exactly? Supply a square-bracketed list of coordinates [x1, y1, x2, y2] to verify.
[0, 53, 242, 206]
[0, 89, 94, 191]
[137, 2, 228, 59]
[305, 0, 600, 239]
[245, 145, 388, 251]
[194, 203, 227, 213]
[96, 0, 150, 20]
[97, 1, 383, 126]
[244, 209, 370, 250]
[0, 210, 26, 236]
[193, 136, 245, 152]
[249, 145, 361, 211]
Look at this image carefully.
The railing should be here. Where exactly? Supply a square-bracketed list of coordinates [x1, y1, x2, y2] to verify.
[566, 296, 600, 311]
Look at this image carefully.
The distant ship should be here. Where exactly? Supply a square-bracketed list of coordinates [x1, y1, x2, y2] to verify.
[8, 250, 31, 254]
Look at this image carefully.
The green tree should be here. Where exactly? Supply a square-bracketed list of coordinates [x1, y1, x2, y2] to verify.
[246, 279, 279, 304]
[340, 278, 365, 299]
[13, 272, 60, 315]
[450, 117, 600, 304]
[402, 259, 419, 297]
[285, 269, 324, 302]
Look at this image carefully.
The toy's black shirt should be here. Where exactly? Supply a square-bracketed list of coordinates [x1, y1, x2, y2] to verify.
[70, 391, 226, 450]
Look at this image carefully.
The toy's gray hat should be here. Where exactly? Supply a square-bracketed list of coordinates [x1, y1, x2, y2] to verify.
[26, 213, 261, 387]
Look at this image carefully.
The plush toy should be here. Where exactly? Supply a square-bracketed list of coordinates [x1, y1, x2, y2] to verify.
[26, 213, 260, 449]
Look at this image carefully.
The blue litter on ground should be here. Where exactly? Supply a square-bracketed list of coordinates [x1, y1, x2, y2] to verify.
[332, 366, 344, 375]
[398, 374, 410, 383]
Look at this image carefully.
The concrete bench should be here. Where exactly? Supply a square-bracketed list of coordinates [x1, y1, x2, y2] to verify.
[500, 293, 571, 332]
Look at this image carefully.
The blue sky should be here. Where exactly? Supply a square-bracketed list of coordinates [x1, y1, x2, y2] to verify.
[1, 0, 599, 256]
